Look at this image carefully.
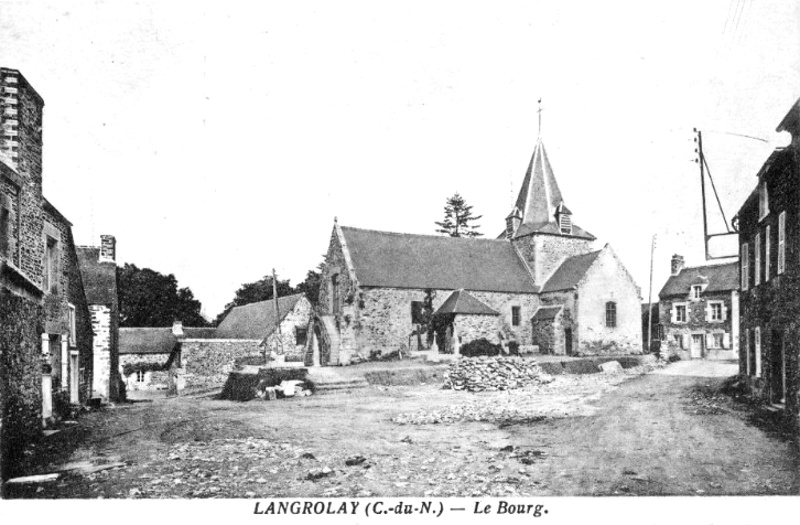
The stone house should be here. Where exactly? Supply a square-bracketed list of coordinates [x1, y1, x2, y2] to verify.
[315, 137, 642, 364]
[0, 67, 94, 481]
[217, 293, 313, 362]
[118, 294, 311, 396]
[76, 236, 121, 402]
[658, 255, 739, 360]
[735, 97, 800, 427]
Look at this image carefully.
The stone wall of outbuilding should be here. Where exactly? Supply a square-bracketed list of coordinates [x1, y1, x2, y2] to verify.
[180, 339, 262, 389]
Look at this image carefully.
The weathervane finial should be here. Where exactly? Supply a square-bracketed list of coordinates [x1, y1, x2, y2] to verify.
[537, 98, 544, 137]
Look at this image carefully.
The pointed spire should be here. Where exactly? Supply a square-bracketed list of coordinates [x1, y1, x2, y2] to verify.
[513, 139, 564, 229]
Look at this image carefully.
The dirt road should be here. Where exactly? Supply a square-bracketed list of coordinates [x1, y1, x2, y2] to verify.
[7, 359, 799, 498]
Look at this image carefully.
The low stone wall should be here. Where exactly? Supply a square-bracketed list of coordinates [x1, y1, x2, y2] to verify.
[0, 294, 44, 481]
[181, 339, 262, 390]
[443, 356, 552, 392]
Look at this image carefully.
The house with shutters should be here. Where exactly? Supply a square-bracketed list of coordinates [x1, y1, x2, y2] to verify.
[313, 133, 642, 364]
[1, 67, 96, 481]
[658, 255, 739, 360]
[734, 96, 800, 426]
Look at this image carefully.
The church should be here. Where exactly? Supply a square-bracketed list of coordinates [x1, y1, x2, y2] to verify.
[314, 133, 642, 364]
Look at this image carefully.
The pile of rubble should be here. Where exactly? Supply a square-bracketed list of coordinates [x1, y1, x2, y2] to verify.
[443, 356, 553, 392]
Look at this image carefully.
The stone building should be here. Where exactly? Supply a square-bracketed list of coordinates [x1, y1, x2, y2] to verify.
[0, 67, 94, 480]
[76, 236, 121, 402]
[217, 293, 313, 362]
[118, 294, 311, 396]
[315, 137, 642, 364]
[658, 255, 739, 360]
[735, 97, 800, 427]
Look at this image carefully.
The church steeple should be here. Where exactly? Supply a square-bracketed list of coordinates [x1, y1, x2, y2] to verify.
[505, 133, 594, 241]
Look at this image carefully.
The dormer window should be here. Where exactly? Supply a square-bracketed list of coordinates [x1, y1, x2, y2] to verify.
[556, 202, 572, 235]
[759, 180, 769, 220]
[690, 285, 702, 300]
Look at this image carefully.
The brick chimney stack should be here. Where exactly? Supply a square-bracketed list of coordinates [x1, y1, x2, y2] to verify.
[99, 235, 116, 263]
[671, 254, 685, 276]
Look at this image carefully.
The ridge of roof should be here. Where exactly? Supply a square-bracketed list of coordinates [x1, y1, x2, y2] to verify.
[340, 225, 513, 244]
[339, 225, 539, 293]
[434, 289, 500, 315]
[658, 260, 739, 298]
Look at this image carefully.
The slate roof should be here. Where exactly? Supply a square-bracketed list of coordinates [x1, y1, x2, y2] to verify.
[76, 246, 118, 306]
[183, 327, 218, 339]
[216, 294, 304, 339]
[340, 227, 539, 293]
[658, 261, 739, 299]
[434, 289, 499, 316]
[531, 305, 563, 321]
[119, 328, 178, 355]
[541, 250, 603, 292]
[510, 140, 594, 241]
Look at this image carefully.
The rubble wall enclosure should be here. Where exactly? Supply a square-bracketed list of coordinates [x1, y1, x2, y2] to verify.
[576, 250, 642, 355]
[0, 294, 44, 481]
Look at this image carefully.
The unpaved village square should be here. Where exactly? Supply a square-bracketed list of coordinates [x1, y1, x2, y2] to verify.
[6, 359, 798, 499]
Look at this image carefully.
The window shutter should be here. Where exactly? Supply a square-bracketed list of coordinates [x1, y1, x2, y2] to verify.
[705, 304, 711, 323]
[705, 334, 713, 348]
[670, 305, 676, 324]
[682, 334, 690, 349]
[722, 333, 730, 349]
[755, 327, 762, 377]
[721, 304, 728, 322]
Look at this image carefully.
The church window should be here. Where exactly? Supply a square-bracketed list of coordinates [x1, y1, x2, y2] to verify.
[330, 274, 340, 315]
[511, 306, 521, 327]
[411, 301, 425, 324]
[295, 327, 308, 346]
[605, 302, 617, 328]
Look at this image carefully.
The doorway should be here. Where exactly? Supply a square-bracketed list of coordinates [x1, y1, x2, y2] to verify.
[770, 330, 786, 404]
[564, 328, 573, 356]
[69, 352, 79, 403]
[690, 334, 704, 359]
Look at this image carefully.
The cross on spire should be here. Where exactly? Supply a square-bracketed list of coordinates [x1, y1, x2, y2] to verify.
[537, 98, 543, 137]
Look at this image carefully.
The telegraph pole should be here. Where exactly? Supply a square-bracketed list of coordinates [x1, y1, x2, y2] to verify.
[647, 234, 656, 353]
[695, 128, 710, 260]
[272, 268, 281, 336]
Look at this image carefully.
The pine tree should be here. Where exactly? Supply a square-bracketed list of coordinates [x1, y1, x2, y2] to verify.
[435, 192, 483, 237]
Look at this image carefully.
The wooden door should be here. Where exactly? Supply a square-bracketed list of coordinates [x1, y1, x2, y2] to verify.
[564, 328, 573, 356]
[690, 334, 703, 359]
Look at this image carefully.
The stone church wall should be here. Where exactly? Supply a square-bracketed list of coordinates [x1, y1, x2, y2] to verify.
[576, 249, 642, 355]
[514, 234, 594, 285]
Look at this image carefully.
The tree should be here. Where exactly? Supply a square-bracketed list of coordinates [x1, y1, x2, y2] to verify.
[295, 267, 322, 307]
[117, 263, 208, 327]
[434, 192, 483, 237]
[214, 275, 294, 325]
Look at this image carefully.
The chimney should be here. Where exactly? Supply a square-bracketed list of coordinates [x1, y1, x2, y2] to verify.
[99, 235, 116, 263]
[0, 68, 45, 187]
[671, 254, 685, 276]
[172, 320, 184, 338]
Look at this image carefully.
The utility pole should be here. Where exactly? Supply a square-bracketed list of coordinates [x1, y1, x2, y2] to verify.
[272, 268, 281, 336]
[695, 128, 710, 261]
[647, 234, 656, 353]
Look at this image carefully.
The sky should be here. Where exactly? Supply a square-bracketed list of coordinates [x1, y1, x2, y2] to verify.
[1, 1, 798, 319]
